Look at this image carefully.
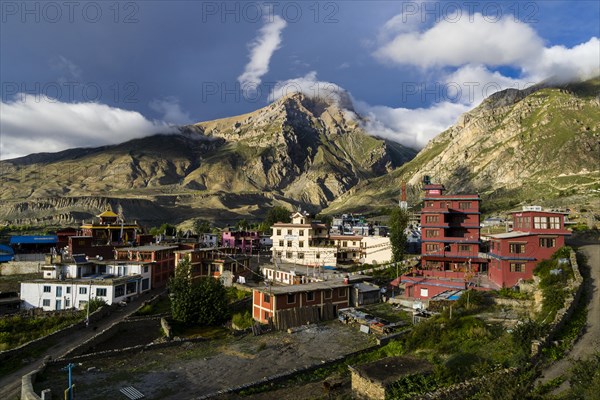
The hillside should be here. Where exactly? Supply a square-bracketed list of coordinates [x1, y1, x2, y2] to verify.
[0, 92, 416, 227]
[325, 78, 600, 214]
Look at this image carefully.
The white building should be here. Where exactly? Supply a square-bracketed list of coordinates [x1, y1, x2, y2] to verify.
[200, 233, 219, 247]
[360, 236, 392, 264]
[271, 212, 337, 267]
[20, 254, 151, 311]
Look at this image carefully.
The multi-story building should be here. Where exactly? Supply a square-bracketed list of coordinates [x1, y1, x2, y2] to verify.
[115, 245, 178, 288]
[80, 209, 139, 246]
[360, 236, 392, 264]
[222, 230, 260, 253]
[419, 183, 485, 274]
[174, 247, 249, 281]
[20, 253, 151, 311]
[487, 209, 571, 287]
[271, 212, 337, 267]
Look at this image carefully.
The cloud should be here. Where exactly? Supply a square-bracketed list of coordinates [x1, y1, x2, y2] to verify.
[268, 71, 349, 105]
[238, 15, 287, 90]
[355, 100, 470, 149]
[49, 55, 82, 83]
[0, 94, 176, 160]
[374, 12, 599, 84]
[375, 13, 543, 68]
[149, 97, 193, 125]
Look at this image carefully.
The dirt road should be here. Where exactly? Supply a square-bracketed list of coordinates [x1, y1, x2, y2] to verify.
[0, 291, 162, 400]
[537, 236, 600, 391]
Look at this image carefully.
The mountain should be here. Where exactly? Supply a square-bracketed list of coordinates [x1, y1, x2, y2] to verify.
[0, 92, 416, 227]
[325, 78, 600, 214]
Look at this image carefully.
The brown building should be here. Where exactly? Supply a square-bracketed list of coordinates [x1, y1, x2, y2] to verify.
[80, 209, 139, 246]
[115, 245, 178, 288]
[174, 247, 250, 281]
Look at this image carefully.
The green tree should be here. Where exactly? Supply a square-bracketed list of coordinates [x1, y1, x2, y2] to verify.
[258, 205, 291, 232]
[389, 207, 409, 263]
[168, 260, 229, 325]
[236, 219, 249, 231]
[193, 219, 211, 235]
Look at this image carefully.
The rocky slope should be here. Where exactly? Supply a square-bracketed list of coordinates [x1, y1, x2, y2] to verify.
[325, 78, 600, 214]
[0, 92, 416, 227]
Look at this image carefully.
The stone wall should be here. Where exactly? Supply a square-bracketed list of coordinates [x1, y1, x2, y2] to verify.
[350, 369, 386, 400]
[0, 261, 41, 275]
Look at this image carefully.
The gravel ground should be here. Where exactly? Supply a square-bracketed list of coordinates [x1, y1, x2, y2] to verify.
[36, 322, 375, 399]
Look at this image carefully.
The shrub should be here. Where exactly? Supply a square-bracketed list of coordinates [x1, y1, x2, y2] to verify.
[232, 311, 253, 330]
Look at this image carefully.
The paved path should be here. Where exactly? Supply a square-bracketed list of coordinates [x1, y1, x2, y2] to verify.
[537, 236, 600, 392]
[0, 290, 162, 400]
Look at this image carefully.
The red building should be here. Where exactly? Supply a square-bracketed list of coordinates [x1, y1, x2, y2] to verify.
[419, 183, 485, 273]
[115, 245, 178, 288]
[487, 210, 570, 287]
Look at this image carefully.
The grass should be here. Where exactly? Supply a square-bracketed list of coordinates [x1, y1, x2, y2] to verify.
[134, 296, 171, 316]
[0, 273, 43, 293]
[361, 303, 412, 324]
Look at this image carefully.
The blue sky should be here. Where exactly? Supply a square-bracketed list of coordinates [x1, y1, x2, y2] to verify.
[1, 1, 599, 159]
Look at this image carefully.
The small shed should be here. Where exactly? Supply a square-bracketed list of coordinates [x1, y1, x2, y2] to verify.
[351, 282, 381, 307]
[349, 356, 433, 400]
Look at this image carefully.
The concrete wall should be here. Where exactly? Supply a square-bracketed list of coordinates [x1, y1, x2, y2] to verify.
[0, 261, 41, 275]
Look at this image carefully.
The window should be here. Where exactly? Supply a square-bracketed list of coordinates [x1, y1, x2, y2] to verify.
[264, 311, 269, 320]
[279, 240, 284, 247]
[420, 288, 429, 297]
[425, 215, 439, 223]
[458, 244, 470, 252]
[549, 217, 560, 229]
[425, 229, 439, 238]
[276, 251, 282, 258]
[299, 230, 304, 236]
[306, 292, 315, 301]
[324, 290, 332, 299]
[115, 285, 125, 297]
[299, 241, 304, 248]
[316, 252, 320, 259]
[338, 288, 347, 298]
[539, 237, 556, 248]
[287, 229, 292, 235]
[459, 202, 471, 209]
[287, 294, 296, 304]
[143, 266, 149, 273]
[96, 288, 107, 297]
[425, 244, 439, 252]
[42, 299, 50, 307]
[510, 263, 525, 273]
[426, 201, 434, 208]
[534, 216, 545, 229]
[66, 286, 71, 294]
[287, 241, 292, 247]
[297, 252, 304, 259]
[509, 243, 526, 254]
[43, 286, 51, 293]
[141, 278, 150, 291]
[276, 229, 281, 236]
[56, 286, 62, 297]
[79, 287, 87, 295]
[263, 294, 270, 303]
[286, 251, 292, 258]
[352, 241, 356, 246]
[65, 299, 71, 308]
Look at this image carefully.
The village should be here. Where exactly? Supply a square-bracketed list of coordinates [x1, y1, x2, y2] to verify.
[0, 177, 596, 400]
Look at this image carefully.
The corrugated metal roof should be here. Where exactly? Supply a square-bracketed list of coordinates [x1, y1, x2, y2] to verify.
[9, 235, 58, 245]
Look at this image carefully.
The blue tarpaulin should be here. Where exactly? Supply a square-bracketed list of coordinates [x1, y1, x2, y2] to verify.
[9, 235, 58, 245]
[0, 244, 15, 262]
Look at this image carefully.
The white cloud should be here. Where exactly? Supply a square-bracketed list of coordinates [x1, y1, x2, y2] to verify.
[355, 100, 470, 149]
[149, 97, 192, 125]
[238, 15, 287, 90]
[0, 94, 176, 160]
[375, 12, 599, 85]
[49, 55, 82, 82]
[375, 13, 543, 68]
[268, 71, 349, 105]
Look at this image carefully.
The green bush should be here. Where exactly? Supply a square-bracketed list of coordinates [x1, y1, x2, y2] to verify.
[232, 311, 253, 330]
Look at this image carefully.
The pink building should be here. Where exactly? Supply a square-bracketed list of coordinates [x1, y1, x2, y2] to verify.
[487, 211, 570, 287]
[221, 230, 260, 253]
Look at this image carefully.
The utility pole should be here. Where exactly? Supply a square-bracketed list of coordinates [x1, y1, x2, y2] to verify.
[62, 363, 75, 400]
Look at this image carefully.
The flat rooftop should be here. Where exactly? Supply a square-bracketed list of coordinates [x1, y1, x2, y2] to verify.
[256, 275, 369, 294]
[117, 245, 179, 252]
[486, 231, 532, 239]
